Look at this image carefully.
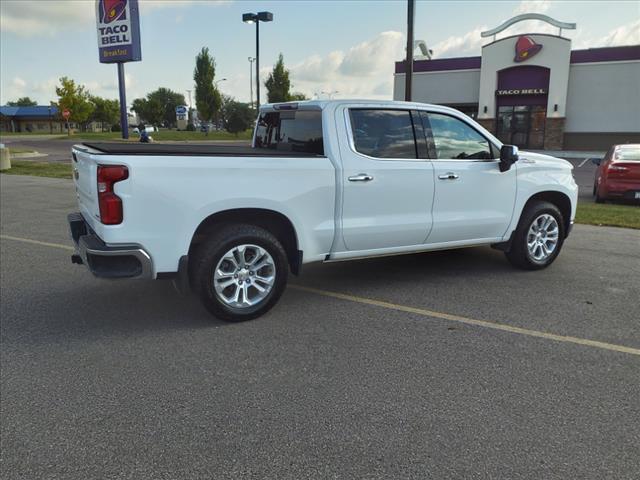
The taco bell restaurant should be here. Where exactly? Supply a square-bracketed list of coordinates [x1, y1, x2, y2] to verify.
[393, 15, 640, 151]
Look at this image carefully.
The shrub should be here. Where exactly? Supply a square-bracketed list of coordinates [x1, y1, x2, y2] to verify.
[111, 124, 121, 132]
[186, 123, 196, 131]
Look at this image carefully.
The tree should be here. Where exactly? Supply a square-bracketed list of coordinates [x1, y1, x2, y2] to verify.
[224, 101, 255, 136]
[54, 77, 94, 127]
[289, 92, 309, 101]
[131, 97, 164, 126]
[90, 96, 120, 131]
[265, 53, 291, 103]
[193, 47, 222, 123]
[147, 88, 186, 127]
[7, 97, 37, 106]
[130, 88, 186, 128]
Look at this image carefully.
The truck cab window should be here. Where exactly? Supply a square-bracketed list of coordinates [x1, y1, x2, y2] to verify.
[349, 109, 417, 159]
[254, 110, 324, 155]
[427, 113, 492, 160]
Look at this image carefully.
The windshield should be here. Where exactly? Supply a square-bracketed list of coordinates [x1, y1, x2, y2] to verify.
[615, 145, 640, 161]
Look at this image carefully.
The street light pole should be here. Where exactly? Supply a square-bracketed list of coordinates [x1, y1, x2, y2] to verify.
[186, 89, 193, 124]
[243, 11, 273, 110]
[248, 57, 256, 108]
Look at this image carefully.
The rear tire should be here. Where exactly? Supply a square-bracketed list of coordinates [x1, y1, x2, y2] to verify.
[594, 184, 605, 203]
[191, 224, 288, 322]
[505, 201, 565, 270]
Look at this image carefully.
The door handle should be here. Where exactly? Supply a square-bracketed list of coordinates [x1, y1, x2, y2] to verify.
[348, 173, 374, 182]
[438, 172, 459, 180]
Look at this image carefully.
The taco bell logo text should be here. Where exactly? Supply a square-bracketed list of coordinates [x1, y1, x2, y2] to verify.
[95, 0, 141, 63]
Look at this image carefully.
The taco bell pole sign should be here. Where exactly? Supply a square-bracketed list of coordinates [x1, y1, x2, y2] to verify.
[95, 0, 141, 139]
[96, 0, 141, 63]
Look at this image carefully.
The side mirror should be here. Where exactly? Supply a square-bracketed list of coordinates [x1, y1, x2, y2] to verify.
[500, 145, 519, 172]
[590, 157, 602, 166]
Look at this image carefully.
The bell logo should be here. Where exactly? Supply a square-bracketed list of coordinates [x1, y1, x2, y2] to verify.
[99, 0, 127, 24]
[514, 35, 543, 62]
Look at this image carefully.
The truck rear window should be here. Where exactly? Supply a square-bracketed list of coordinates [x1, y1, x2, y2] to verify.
[254, 110, 324, 155]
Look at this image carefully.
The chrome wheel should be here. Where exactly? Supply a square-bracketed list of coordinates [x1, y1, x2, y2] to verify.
[213, 244, 276, 309]
[526, 214, 559, 262]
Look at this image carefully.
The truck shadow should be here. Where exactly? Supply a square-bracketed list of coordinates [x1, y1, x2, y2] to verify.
[299, 246, 516, 289]
[1, 247, 519, 345]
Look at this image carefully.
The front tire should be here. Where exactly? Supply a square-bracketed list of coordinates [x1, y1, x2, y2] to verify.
[191, 224, 288, 322]
[505, 201, 565, 270]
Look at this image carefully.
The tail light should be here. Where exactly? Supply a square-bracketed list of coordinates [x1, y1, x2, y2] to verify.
[607, 164, 629, 173]
[97, 165, 129, 225]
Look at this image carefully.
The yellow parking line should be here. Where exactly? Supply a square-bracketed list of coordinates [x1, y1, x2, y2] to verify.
[0, 234, 74, 251]
[2, 233, 637, 356]
[290, 285, 640, 356]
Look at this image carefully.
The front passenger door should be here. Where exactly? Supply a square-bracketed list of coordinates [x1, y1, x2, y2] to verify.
[423, 111, 517, 244]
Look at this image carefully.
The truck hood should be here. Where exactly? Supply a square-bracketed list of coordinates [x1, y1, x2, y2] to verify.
[518, 150, 573, 171]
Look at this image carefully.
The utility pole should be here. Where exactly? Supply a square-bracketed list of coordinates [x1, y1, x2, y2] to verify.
[404, 0, 415, 101]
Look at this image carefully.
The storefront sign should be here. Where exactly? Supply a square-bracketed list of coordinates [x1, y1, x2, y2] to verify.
[96, 0, 142, 63]
[496, 88, 547, 96]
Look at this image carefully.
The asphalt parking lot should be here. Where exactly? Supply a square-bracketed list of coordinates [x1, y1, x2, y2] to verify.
[1, 174, 639, 479]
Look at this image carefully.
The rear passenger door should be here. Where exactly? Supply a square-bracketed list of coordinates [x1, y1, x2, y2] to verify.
[422, 111, 517, 244]
[337, 107, 435, 252]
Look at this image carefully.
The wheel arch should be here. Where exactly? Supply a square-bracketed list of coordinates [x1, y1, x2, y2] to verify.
[188, 208, 302, 275]
[524, 190, 573, 237]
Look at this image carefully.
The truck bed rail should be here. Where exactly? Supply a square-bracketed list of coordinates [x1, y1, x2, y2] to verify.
[82, 142, 325, 157]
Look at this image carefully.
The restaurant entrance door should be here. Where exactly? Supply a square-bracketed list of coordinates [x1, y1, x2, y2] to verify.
[496, 105, 546, 149]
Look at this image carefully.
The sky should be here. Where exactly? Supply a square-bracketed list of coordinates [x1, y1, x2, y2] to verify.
[1, 0, 639, 107]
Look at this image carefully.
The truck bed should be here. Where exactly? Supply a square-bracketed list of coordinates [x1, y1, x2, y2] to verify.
[82, 142, 324, 157]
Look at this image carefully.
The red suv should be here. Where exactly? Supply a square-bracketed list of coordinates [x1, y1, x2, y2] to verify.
[593, 144, 640, 203]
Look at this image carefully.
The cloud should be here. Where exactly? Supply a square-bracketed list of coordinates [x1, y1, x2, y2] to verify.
[219, 31, 406, 101]
[0, 0, 94, 36]
[339, 31, 405, 76]
[597, 19, 640, 47]
[431, 26, 487, 58]
[285, 31, 405, 100]
[0, 0, 230, 37]
[12, 77, 26, 89]
[514, 0, 552, 15]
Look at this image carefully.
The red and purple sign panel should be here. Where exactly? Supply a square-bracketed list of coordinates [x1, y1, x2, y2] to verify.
[95, 0, 141, 63]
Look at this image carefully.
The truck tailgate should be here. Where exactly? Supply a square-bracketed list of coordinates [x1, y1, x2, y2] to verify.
[72, 146, 100, 229]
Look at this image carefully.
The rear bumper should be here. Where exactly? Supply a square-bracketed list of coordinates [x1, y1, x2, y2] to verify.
[67, 212, 153, 279]
[601, 180, 640, 200]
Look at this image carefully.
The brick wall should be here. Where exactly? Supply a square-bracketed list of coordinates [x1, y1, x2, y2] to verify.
[477, 118, 495, 134]
[544, 118, 565, 150]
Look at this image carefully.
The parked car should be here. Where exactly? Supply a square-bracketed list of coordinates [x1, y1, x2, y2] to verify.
[592, 144, 640, 203]
[132, 125, 157, 134]
[68, 100, 578, 322]
[200, 123, 213, 133]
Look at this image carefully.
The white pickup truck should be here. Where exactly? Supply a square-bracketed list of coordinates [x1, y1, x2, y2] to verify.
[69, 100, 578, 321]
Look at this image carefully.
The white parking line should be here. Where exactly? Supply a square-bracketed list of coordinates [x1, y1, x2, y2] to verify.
[0, 234, 74, 251]
[290, 286, 640, 357]
[577, 158, 590, 168]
